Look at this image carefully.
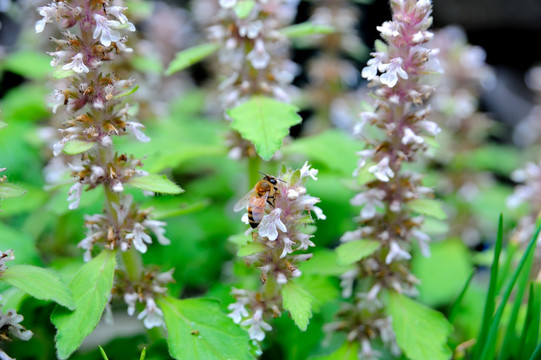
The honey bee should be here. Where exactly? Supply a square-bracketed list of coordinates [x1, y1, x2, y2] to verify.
[234, 173, 281, 228]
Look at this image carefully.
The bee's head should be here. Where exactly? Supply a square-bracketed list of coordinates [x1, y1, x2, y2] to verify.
[265, 175, 277, 185]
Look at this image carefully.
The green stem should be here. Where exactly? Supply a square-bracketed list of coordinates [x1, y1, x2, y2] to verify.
[263, 275, 278, 299]
[121, 247, 143, 283]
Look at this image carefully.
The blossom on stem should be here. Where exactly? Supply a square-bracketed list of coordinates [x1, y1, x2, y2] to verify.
[334, 0, 440, 355]
[230, 163, 324, 341]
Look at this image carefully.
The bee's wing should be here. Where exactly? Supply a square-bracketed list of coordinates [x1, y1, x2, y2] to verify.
[249, 192, 268, 224]
[234, 188, 255, 212]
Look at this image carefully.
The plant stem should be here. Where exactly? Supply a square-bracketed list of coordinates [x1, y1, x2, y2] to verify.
[122, 247, 143, 283]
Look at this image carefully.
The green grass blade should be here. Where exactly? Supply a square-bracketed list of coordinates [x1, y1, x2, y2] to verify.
[449, 271, 475, 323]
[479, 223, 541, 360]
[528, 342, 541, 360]
[99, 346, 109, 360]
[139, 347, 147, 360]
[496, 241, 518, 293]
[474, 214, 504, 359]
[519, 282, 541, 359]
[498, 249, 534, 360]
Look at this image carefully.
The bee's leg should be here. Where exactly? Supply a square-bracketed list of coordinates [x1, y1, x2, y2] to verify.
[267, 196, 275, 208]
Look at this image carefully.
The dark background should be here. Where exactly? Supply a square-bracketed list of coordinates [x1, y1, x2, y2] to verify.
[2, 0, 541, 127]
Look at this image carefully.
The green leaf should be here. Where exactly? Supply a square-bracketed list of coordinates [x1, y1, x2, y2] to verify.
[0, 84, 50, 123]
[1, 50, 52, 80]
[388, 292, 453, 360]
[234, 0, 255, 18]
[99, 346, 109, 360]
[53, 67, 75, 79]
[336, 239, 380, 266]
[474, 215, 503, 360]
[139, 348, 147, 360]
[228, 96, 302, 161]
[157, 296, 252, 360]
[165, 43, 221, 76]
[237, 242, 266, 257]
[0, 223, 41, 266]
[281, 281, 315, 331]
[1, 265, 75, 310]
[280, 22, 335, 38]
[113, 85, 139, 99]
[519, 282, 541, 359]
[281, 130, 360, 176]
[478, 223, 541, 360]
[129, 174, 184, 194]
[498, 245, 534, 360]
[374, 39, 387, 53]
[310, 341, 358, 360]
[0, 120, 7, 129]
[0, 182, 26, 199]
[299, 249, 354, 276]
[62, 140, 95, 155]
[51, 250, 116, 360]
[413, 239, 473, 307]
[408, 198, 447, 220]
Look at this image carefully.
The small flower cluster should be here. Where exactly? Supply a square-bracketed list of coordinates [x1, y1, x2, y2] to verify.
[115, 267, 175, 329]
[1, 250, 33, 347]
[79, 194, 169, 262]
[336, 0, 440, 357]
[513, 66, 541, 146]
[428, 26, 495, 245]
[37, 0, 173, 329]
[507, 162, 541, 246]
[207, 0, 299, 110]
[37, 0, 169, 257]
[305, 0, 364, 132]
[36, 1, 144, 158]
[230, 163, 324, 342]
[508, 67, 541, 248]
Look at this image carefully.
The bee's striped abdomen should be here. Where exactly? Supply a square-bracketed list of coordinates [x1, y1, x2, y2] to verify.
[247, 207, 258, 228]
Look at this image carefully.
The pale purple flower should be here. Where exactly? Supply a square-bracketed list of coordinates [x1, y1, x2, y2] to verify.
[300, 161, 318, 181]
[351, 189, 386, 220]
[385, 241, 411, 264]
[219, 0, 237, 9]
[353, 149, 376, 177]
[35, 4, 58, 33]
[67, 182, 83, 210]
[313, 206, 326, 220]
[126, 122, 150, 142]
[239, 20, 263, 39]
[377, 21, 400, 38]
[402, 127, 424, 145]
[0, 308, 33, 341]
[126, 222, 153, 253]
[379, 58, 409, 88]
[107, 6, 135, 30]
[93, 14, 122, 47]
[137, 298, 164, 329]
[247, 39, 270, 69]
[280, 237, 295, 258]
[258, 208, 286, 241]
[361, 52, 386, 81]
[62, 53, 89, 74]
[241, 308, 272, 341]
[124, 292, 138, 316]
[143, 219, 171, 245]
[411, 229, 430, 257]
[418, 120, 441, 136]
[368, 157, 395, 182]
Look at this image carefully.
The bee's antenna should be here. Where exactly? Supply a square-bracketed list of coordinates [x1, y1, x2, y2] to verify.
[257, 171, 267, 176]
